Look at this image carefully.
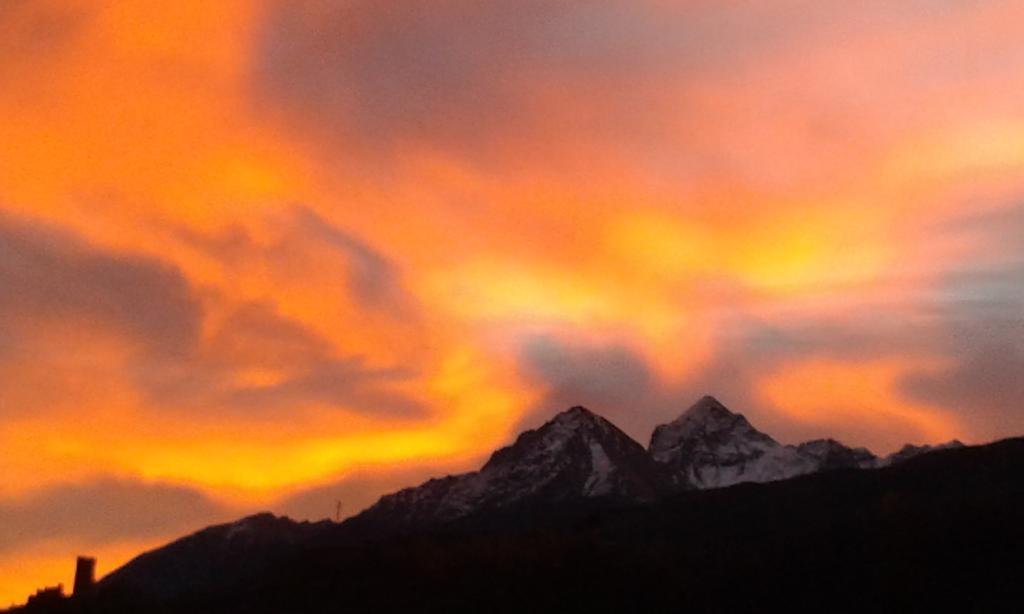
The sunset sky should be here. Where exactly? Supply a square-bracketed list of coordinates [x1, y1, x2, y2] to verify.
[3, 0, 1024, 603]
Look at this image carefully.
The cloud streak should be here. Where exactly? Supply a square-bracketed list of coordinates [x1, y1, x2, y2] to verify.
[0, 212, 201, 356]
[0, 480, 229, 554]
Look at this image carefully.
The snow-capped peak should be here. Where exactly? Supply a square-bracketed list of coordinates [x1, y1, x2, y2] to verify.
[354, 398, 967, 530]
[558, 404, 600, 422]
[652, 395, 778, 453]
[649, 396, 880, 489]
[481, 406, 619, 471]
[356, 406, 666, 530]
[649, 396, 782, 488]
[550, 405, 615, 434]
[685, 395, 733, 419]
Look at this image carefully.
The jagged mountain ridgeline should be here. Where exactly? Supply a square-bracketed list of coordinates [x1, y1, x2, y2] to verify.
[10, 396, 1018, 614]
[350, 406, 670, 532]
[349, 395, 960, 531]
[648, 395, 940, 489]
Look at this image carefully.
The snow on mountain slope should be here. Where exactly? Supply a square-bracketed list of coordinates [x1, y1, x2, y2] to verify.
[355, 406, 667, 529]
[82, 396, 983, 614]
[362, 397, 963, 527]
[649, 396, 878, 489]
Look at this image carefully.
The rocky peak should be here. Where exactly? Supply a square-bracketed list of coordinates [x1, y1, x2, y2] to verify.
[679, 395, 736, 425]
[552, 405, 611, 431]
[482, 405, 617, 471]
[356, 406, 667, 531]
[686, 395, 732, 418]
[560, 405, 599, 420]
[671, 396, 773, 441]
[341, 400, 971, 531]
[649, 397, 776, 464]
[648, 396, 782, 488]
[649, 396, 883, 489]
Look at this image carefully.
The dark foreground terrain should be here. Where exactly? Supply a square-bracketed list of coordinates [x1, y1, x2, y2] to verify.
[11, 436, 1024, 613]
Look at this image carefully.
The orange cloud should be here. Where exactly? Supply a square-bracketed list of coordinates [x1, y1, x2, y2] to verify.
[758, 357, 963, 453]
[2, 0, 1024, 604]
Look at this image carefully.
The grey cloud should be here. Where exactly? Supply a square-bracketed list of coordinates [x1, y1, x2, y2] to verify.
[517, 329, 810, 447]
[515, 305, 959, 451]
[903, 324, 1024, 437]
[135, 300, 428, 419]
[205, 301, 335, 370]
[517, 335, 712, 444]
[0, 212, 426, 420]
[258, 1, 556, 157]
[0, 213, 202, 356]
[0, 212, 203, 417]
[176, 206, 414, 317]
[253, 0, 1014, 181]
[220, 357, 424, 418]
[901, 259, 1024, 442]
[0, 479, 230, 553]
[254, 0, 738, 163]
[897, 204, 1024, 441]
[712, 202, 1024, 447]
[722, 312, 939, 364]
[0, 0, 96, 63]
[165, 217, 429, 416]
[291, 206, 412, 315]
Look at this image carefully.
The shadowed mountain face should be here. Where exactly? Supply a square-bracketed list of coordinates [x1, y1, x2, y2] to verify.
[648, 396, 950, 488]
[41, 436, 1024, 614]
[350, 406, 669, 532]
[649, 395, 790, 487]
[96, 514, 333, 603]
[882, 440, 966, 465]
[358, 396, 960, 531]
[6, 398, 992, 614]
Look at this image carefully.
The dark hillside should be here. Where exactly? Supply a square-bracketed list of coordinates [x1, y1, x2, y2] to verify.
[77, 437, 1024, 613]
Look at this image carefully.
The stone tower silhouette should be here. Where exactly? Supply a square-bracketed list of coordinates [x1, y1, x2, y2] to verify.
[73, 556, 96, 597]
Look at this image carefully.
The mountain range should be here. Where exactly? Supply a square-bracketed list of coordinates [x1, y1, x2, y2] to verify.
[11, 396, 1016, 614]
[350, 395, 961, 530]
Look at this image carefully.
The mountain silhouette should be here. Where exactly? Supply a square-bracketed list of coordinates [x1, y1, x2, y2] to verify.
[6, 397, 1017, 613]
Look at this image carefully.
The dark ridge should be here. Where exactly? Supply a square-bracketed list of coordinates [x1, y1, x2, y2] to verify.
[8, 436, 1023, 613]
